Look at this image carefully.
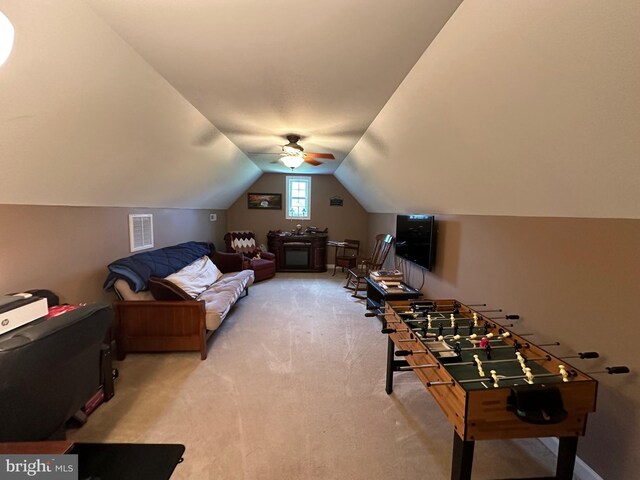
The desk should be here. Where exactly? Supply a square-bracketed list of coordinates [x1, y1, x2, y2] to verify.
[0, 442, 185, 480]
[365, 277, 422, 311]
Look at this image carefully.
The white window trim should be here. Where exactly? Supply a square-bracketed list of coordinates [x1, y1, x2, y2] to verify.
[286, 175, 311, 220]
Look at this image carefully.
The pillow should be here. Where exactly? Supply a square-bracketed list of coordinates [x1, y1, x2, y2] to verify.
[164, 256, 222, 298]
[148, 277, 192, 301]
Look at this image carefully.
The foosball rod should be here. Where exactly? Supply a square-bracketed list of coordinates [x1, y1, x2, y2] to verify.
[459, 366, 630, 385]
[458, 370, 577, 385]
[381, 327, 410, 334]
[562, 352, 599, 359]
[587, 366, 630, 375]
[447, 355, 551, 366]
[364, 311, 394, 317]
[398, 363, 440, 371]
[394, 349, 426, 356]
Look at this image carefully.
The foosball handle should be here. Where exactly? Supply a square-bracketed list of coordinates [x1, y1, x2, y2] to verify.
[395, 350, 411, 357]
[505, 314, 520, 320]
[579, 351, 599, 359]
[381, 328, 395, 334]
[607, 366, 630, 374]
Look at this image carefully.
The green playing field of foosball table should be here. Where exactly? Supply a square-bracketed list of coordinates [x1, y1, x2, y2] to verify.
[402, 311, 570, 391]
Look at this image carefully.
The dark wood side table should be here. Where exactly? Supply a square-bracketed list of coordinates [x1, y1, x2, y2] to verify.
[365, 277, 422, 311]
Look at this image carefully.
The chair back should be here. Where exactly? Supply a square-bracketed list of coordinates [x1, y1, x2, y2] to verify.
[224, 231, 259, 257]
[340, 239, 360, 257]
[365, 234, 394, 272]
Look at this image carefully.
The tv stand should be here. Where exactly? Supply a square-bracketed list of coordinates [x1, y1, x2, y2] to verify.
[365, 277, 422, 311]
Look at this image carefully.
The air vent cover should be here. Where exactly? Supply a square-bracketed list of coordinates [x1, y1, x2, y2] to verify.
[129, 214, 154, 252]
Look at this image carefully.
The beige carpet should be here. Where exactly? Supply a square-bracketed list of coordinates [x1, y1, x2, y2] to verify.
[69, 272, 560, 479]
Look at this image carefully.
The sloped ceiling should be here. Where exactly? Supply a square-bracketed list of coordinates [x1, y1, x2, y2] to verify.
[83, 0, 462, 175]
[336, 1, 640, 219]
[0, 1, 638, 217]
[0, 0, 261, 209]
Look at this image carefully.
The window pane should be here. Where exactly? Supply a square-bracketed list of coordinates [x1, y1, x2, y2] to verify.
[286, 176, 311, 220]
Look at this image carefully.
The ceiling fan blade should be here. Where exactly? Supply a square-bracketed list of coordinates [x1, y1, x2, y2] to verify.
[249, 152, 282, 156]
[270, 159, 281, 164]
[304, 152, 335, 159]
[304, 158, 323, 166]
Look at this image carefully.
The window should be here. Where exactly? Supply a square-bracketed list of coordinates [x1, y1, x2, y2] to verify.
[286, 176, 311, 220]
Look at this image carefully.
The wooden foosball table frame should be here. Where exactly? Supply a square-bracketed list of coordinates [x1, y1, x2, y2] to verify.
[382, 299, 598, 480]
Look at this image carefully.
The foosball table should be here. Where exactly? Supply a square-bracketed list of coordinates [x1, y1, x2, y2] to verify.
[376, 299, 628, 480]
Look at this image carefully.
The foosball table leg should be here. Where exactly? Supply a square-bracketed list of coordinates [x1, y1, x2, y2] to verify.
[555, 436, 578, 480]
[451, 432, 474, 480]
[386, 337, 395, 394]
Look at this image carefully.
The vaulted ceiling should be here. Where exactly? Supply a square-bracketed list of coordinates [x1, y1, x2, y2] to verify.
[0, 1, 638, 218]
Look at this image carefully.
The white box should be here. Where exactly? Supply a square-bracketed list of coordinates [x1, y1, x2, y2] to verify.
[0, 294, 49, 336]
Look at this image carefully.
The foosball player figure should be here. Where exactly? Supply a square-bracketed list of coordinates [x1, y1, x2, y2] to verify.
[483, 321, 490, 335]
[421, 324, 428, 338]
[480, 336, 492, 359]
[454, 342, 462, 356]
[453, 324, 459, 336]
[468, 323, 474, 336]
[438, 324, 444, 337]
[513, 340, 523, 353]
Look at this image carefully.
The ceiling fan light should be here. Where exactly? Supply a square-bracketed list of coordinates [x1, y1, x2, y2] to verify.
[0, 11, 15, 67]
[281, 155, 304, 169]
[283, 143, 303, 154]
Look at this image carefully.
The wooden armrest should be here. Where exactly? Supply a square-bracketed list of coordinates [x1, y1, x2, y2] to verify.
[112, 300, 209, 360]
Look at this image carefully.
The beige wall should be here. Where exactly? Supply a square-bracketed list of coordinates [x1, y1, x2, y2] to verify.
[337, 1, 640, 219]
[2, 202, 638, 476]
[371, 212, 640, 478]
[0, 205, 227, 304]
[227, 174, 369, 262]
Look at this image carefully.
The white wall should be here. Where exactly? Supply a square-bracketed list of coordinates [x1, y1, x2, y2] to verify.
[337, 1, 640, 219]
[0, 0, 261, 209]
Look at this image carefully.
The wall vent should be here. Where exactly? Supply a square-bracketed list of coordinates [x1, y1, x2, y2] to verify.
[129, 214, 154, 252]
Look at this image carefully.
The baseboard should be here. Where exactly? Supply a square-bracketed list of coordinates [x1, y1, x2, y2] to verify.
[538, 437, 603, 480]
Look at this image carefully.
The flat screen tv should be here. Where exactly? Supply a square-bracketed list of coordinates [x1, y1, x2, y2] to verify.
[395, 214, 437, 271]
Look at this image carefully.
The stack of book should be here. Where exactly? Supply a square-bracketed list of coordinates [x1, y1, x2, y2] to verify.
[370, 269, 403, 282]
[378, 280, 404, 291]
[370, 269, 404, 291]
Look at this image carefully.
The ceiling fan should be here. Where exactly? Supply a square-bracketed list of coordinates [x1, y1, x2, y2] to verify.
[254, 134, 336, 169]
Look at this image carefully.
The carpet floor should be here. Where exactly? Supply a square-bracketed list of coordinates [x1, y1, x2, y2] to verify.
[69, 272, 561, 479]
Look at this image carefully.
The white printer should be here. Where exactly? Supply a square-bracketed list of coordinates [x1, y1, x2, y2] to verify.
[0, 293, 49, 336]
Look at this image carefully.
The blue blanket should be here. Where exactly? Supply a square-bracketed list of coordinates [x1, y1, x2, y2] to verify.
[103, 241, 213, 292]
